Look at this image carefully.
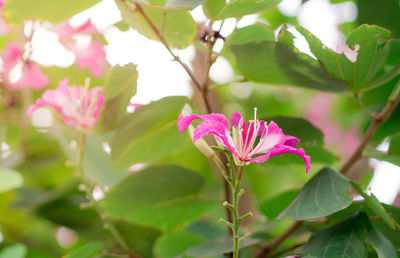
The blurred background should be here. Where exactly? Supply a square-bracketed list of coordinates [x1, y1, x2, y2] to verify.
[0, 0, 399, 256]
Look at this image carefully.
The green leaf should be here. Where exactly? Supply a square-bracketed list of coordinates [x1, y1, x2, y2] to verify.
[110, 96, 187, 169]
[351, 182, 396, 230]
[367, 226, 397, 258]
[181, 236, 262, 257]
[155, 231, 205, 258]
[97, 64, 138, 133]
[132, 0, 205, 9]
[263, 116, 324, 146]
[83, 134, 129, 187]
[3, 0, 101, 24]
[302, 213, 369, 258]
[230, 41, 349, 92]
[0, 244, 27, 258]
[204, 0, 282, 21]
[364, 148, 400, 167]
[259, 189, 299, 220]
[64, 242, 103, 258]
[116, 1, 196, 49]
[0, 167, 23, 193]
[279, 168, 352, 220]
[115, 221, 161, 258]
[296, 25, 394, 92]
[103, 165, 215, 230]
[228, 23, 275, 45]
[389, 133, 400, 155]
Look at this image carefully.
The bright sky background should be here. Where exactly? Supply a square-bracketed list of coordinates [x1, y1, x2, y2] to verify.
[29, 0, 400, 204]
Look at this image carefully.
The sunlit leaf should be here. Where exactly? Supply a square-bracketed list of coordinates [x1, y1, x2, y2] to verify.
[367, 226, 397, 258]
[97, 64, 138, 133]
[64, 242, 103, 258]
[0, 168, 23, 193]
[279, 168, 352, 220]
[3, 0, 101, 24]
[110, 96, 187, 169]
[204, 0, 282, 20]
[0, 244, 27, 258]
[116, 1, 196, 49]
[103, 165, 215, 230]
[297, 25, 397, 92]
[230, 41, 349, 92]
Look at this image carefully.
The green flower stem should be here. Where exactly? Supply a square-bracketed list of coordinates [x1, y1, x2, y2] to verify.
[230, 165, 244, 258]
[77, 134, 139, 258]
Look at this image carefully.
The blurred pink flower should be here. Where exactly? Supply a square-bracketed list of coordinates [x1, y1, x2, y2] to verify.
[178, 110, 310, 172]
[57, 19, 109, 77]
[1, 43, 49, 90]
[336, 42, 360, 63]
[28, 78, 105, 130]
[304, 93, 360, 157]
[0, 0, 11, 36]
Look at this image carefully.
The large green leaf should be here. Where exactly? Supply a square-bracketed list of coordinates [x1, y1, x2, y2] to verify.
[204, 0, 282, 21]
[103, 165, 215, 230]
[230, 41, 349, 92]
[297, 25, 396, 92]
[301, 213, 369, 258]
[3, 0, 101, 24]
[227, 23, 276, 47]
[116, 1, 196, 49]
[0, 167, 23, 193]
[97, 64, 138, 133]
[181, 236, 262, 257]
[351, 182, 396, 230]
[0, 244, 27, 258]
[110, 96, 187, 169]
[64, 242, 103, 258]
[279, 168, 352, 220]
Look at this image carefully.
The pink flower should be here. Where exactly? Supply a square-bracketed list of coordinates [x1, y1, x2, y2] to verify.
[56, 19, 109, 78]
[178, 109, 311, 172]
[27, 78, 105, 130]
[1, 43, 49, 90]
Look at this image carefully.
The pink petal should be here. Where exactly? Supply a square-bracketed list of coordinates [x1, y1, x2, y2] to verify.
[2, 43, 22, 73]
[57, 19, 99, 39]
[74, 41, 108, 78]
[250, 121, 287, 155]
[249, 145, 311, 173]
[14, 62, 49, 90]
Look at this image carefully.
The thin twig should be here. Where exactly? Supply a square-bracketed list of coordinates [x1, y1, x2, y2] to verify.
[257, 80, 400, 258]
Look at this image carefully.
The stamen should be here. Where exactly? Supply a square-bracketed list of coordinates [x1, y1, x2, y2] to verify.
[254, 107, 257, 121]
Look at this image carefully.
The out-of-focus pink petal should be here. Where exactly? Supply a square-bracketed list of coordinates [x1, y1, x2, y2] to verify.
[74, 41, 108, 78]
[2, 43, 22, 73]
[14, 62, 49, 90]
[128, 103, 143, 109]
[57, 19, 99, 39]
[28, 78, 105, 130]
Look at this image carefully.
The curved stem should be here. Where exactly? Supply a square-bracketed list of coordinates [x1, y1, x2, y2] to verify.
[77, 134, 139, 258]
[232, 165, 243, 258]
